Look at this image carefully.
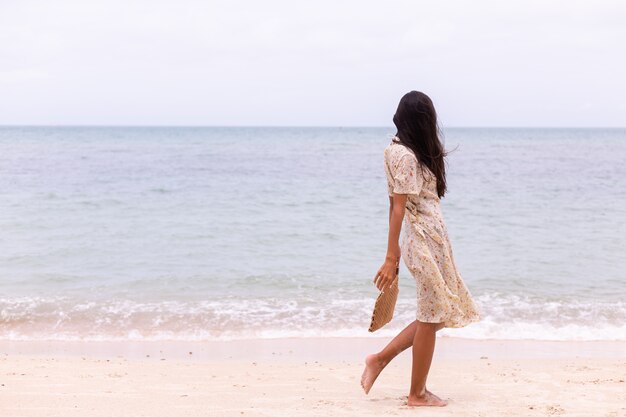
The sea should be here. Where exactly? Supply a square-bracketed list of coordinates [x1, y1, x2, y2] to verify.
[1, 126, 625, 342]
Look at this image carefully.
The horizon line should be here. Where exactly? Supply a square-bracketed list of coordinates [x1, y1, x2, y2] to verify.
[1, 124, 625, 129]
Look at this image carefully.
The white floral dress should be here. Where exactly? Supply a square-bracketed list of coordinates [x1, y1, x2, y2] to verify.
[383, 136, 481, 328]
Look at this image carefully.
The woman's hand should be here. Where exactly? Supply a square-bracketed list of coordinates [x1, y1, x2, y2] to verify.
[373, 256, 399, 292]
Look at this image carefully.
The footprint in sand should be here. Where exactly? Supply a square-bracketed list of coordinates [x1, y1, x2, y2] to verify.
[546, 405, 565, 415]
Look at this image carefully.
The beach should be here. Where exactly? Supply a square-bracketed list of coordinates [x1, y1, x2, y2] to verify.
[3, 0, 626, 414]
[2, 337, 625, 417]
[1, 127, 625, 416]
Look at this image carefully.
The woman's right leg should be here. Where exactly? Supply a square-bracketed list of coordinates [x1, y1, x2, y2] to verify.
[407, 321, 447, 406]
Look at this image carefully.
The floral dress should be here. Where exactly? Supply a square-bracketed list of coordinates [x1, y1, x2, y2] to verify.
[383, 136, 481, 328]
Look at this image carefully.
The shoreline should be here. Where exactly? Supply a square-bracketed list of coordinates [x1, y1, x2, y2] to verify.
[1, 336, 624, 361]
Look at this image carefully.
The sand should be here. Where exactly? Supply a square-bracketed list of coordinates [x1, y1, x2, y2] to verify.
[1, 337, 625, 417]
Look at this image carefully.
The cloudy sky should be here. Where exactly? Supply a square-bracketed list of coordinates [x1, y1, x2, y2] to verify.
[1, 0, 625, 127]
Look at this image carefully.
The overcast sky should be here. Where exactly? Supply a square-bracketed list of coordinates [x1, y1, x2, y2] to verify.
[1, 0, 625, 127]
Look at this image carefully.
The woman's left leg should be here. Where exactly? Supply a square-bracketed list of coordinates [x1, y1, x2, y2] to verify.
[361, 320, 445, 394]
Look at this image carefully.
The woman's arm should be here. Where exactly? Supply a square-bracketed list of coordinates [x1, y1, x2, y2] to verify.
[387, 193, 406, 260]
[375, 193, 407, 291]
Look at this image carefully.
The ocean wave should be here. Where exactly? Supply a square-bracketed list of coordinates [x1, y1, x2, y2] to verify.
[1, 293, 625, 341]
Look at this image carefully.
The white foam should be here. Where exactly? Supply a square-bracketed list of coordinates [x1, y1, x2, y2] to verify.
[1, 292, 625, 341]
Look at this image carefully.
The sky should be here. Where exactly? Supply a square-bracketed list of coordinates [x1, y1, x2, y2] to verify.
[1, 0, 625, 127]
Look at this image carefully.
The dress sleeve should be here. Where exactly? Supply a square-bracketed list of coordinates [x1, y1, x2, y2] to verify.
[391, 154, 423, 195]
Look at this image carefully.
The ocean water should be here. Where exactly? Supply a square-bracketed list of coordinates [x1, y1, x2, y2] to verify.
[1, 126, 625, 342]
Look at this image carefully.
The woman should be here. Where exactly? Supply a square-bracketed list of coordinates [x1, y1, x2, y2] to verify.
[360, 91, 481, 407]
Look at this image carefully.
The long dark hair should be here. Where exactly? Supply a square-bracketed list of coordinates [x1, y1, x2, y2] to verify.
[392, 91, 448, 198]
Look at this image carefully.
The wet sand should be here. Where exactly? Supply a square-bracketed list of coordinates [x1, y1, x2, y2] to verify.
[1, 337, 625, 417]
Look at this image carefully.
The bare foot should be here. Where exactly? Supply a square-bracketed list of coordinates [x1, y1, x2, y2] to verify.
[360, 354, 386, 394]
[407, 390, 448, 407]
[399, 388, 438, 402]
